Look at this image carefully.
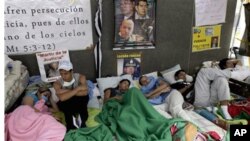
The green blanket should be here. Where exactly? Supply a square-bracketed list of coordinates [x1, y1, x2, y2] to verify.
[65, 88, 213, 141]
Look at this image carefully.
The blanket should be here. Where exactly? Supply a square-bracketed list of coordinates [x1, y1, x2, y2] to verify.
[65, 88, 218, 141]
[5, 105, 66, 141]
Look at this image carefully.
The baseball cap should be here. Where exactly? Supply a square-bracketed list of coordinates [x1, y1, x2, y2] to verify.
[58, 60, 73, 71]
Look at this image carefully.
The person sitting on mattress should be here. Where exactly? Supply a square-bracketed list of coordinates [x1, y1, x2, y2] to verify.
[53, 60, 89, 131]
[103, 79, 131, 103]
[22, 86, 59, 114]
[139, 75, 192, 122]
[194, 58, 235, 120]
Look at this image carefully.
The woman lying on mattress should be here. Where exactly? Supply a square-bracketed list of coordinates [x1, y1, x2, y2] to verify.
[22, 86, 59, 114]
[5, 86, 66, 141]
[138, 75, 193, 123]
[103, 79, 130, 103]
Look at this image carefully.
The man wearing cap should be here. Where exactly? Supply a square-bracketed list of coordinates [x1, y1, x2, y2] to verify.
[123, 58, 140, 79]
[53, 60, 89, 131]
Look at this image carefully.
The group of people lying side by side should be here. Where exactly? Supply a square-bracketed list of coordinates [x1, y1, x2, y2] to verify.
[5, 58, 250, 140]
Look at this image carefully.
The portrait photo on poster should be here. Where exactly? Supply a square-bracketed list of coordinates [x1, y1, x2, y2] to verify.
[211, 36, 219, 48]
[113, 0, 156, 50]
[36, 50, 70, 82]
[44, 61, 60, 78]
[117, 52, 141, 80]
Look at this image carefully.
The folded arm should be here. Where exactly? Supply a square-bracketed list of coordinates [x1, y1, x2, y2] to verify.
[53, 75, 88, 101]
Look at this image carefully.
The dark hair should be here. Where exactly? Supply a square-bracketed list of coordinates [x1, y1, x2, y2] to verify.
[136, 0, 148, 5]
[38, 87, 51, 94]
[218, 58, 230, 70]
[138, 75, 146, 86]
[119, 79, 131, 87]
[174, 70, 186, 79]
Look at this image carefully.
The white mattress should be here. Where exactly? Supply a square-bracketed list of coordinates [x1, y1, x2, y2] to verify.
[153, 104, 227, 140]
[5, 61, 29, 111]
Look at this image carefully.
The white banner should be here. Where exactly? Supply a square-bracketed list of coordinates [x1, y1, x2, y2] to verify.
[195, 0, 227, 26]
[5, 0, 93, 54]
[36, 50, 70, 82]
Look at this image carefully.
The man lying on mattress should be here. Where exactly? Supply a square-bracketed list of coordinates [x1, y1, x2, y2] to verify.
[138, 75, 193, 123]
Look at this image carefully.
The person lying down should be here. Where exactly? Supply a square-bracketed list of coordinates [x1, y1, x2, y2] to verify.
[5, 86, 66, 141]
[139, 75, 193, 123]
[22, 86, 59, 114]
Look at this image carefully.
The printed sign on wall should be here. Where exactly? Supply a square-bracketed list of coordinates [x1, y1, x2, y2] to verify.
[5, 0, 93, 55]
[192, 25, 221, 52]
[117, 52, 141, 80]
[36, 50, 70, 82]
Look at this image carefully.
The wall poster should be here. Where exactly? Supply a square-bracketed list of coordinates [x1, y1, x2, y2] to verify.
[113, 0, 156, 50]
[5, 0, 93, 55]
[195, 0, 227, 26]
[117, 52, 141, 80]
[36, 50, 70, 82]
[192, 25, 221, 52]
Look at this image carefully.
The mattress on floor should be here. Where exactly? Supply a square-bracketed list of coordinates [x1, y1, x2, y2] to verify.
[5, 61, 29, 111]
[153, 103, 227, 140]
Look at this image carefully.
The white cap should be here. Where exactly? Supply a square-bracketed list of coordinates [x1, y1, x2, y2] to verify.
[58, 60, 73, 71]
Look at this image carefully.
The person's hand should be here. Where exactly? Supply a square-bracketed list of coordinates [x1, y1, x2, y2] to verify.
[161, 86, 171, 93]
[76, 85, 86, 91]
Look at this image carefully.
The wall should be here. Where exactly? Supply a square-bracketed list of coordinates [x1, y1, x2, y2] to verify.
[9, 0, 237, 81]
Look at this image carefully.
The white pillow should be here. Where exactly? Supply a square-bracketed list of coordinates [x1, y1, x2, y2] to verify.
[96, 74, 134, 96]
[145, 71, 158, 78]
[87, 85, 102, 109]
[161, 64, 181, 84]
[202, 61, 219, 68]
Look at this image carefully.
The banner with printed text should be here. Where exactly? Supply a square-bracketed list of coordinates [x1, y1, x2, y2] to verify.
[192, 25, 221, 52]
[113, 0, 156, 50]
[36, 50, 70, 82]
[5, 0, 93, 55]
[117, 52, 141, 80]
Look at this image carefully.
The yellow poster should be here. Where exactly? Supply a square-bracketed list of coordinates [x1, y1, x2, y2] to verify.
[192, 25, 221, 52]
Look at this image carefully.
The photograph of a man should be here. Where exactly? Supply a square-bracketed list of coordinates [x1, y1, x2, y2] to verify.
[114, 0, 156, 50]
[211, 36, 219, 48]
[115, 0, 135, 32]
[122, 58, 141, 80]
[116, 19, 143, 42]
[135, 0, 150, 19]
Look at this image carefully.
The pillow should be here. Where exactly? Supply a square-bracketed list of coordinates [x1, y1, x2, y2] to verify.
[161, 64, 181, 84]
[96, 74, 134, 96]
[87, 85, 102, 109]
[202, 61, 219, 68]
[144, 71, 158, 78]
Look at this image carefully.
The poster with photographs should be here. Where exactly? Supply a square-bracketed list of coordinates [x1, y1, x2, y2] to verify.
[114, 0, 156, 50]
[117, 52, 141, 80]
[36, 50, 70, 82]
[192, 25, 221, 52]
